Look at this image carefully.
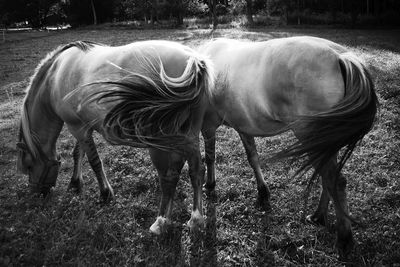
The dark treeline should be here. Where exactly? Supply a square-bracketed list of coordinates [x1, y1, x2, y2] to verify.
[1, 0, 399, 29]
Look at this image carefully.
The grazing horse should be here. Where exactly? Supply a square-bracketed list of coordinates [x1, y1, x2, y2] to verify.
[16, 40, 214, 234]
[199, 37, 378, 258]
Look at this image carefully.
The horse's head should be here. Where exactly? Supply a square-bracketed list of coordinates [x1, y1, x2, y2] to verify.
[16, 137, 60, 196]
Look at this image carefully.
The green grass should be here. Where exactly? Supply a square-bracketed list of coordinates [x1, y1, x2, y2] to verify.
[1, 27, 399, 266]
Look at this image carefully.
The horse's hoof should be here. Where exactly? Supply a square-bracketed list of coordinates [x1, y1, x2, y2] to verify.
[41, 187, 53, 199]
[206, 188, 217, 199]
[187, 210, 205, 232]
[204, 181, 216, 192]
[100, 188, 115, 203]
[256, 197, 272, 212]
[68, 179, 83, 193]
[306, 214, 326, 226]
[336, 236, 355, 262]
[256, 186, 271, 211]
[149, 216, 168, 235]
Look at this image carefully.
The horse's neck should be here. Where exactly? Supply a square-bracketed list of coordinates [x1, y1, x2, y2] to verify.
[26, 89, 63, 157]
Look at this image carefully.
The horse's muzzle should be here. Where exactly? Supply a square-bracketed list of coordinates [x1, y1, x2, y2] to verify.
[28, 159, 60, 196]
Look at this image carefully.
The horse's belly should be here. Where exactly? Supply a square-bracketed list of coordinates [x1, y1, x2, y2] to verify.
[214, 84, 287, 136]
[224, 114, 287, 136]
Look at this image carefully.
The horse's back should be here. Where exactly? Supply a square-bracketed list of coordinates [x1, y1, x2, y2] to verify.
[49, 41, 199, 134]
[202, 37, 347, 136]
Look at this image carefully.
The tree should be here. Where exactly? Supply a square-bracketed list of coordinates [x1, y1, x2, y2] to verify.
[350, 0, 362, 26]
[150, 0, 158, 24]
[245, 0, 253, 25]
[329, 0, 339, 23]
[26, 0, 59, 28]
[0, 0, 25, 27]
[206, 0, 217, 29]
[90, 0, 97, 25]
[171, 0, 184, 25]
[62, 0, 115, 27]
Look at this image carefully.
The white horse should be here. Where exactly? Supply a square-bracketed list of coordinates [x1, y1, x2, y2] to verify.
[199, 37, 378, 258]
[16, 40, 214, 234]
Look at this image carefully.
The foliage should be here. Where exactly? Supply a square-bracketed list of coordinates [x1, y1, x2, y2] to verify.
[1, 0, 400, 27]
[0, 0, 59, 28]
[228, 0, 246, 16]
[63, 0, 116, 26]
[178, 0, 206, 17]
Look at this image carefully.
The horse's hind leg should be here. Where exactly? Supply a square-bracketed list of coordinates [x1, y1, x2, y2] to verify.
[238, 133, 271, 211]
[149, 149, 185, 235]
[320, 157, 354, 259]
[187, 146, 205, 232]
[68, 141, 85, 193]
[306, 186, 329, 226]
[202, 126, 217, 191]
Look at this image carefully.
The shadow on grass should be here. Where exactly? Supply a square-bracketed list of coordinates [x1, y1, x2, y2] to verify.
[254, 213, 278, 266]
[189, 190, 218, 266]
[140, 224, 185, 266]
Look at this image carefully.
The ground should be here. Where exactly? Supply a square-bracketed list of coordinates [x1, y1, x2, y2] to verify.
[0, 26, 399, 266]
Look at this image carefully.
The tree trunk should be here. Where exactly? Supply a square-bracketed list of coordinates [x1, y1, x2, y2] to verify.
[330, 0, 338, 23]
[297, 0, 300, 25]
[90, 0, 97, 25]
[285, 3, 289, 25]
[265, 0, 270, 16]
[246, 0, 254, 26]
[208, 0, 217, 29]
[350, 0, 359, 26]
[150, 0, 157, 25]
[180, 0, 184, 25]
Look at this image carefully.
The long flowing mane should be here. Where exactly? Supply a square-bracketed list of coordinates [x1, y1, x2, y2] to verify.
[19, 41, 101, 159]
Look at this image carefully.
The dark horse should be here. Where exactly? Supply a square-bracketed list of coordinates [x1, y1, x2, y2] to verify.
[199, 37, 378, 258]
[16, 40, 214, 234]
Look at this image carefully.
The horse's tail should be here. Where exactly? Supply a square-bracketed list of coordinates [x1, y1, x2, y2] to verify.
[275, 52, 378, 178]
[20, 41, 99, 159]
[273, 52, 378, 221]
[88, 52, 214, 151]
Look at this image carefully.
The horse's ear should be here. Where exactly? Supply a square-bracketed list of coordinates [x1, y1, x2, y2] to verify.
[16, 142, 28, 151]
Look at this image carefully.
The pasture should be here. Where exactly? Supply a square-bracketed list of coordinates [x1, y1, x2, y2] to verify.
[0, 27, 399, 266]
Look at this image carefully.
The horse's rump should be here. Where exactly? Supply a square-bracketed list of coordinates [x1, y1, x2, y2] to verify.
[201, 37, 378, 177]
[273, 51, 378, 179]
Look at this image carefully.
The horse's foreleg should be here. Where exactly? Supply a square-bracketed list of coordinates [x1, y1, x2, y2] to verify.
[187, 147, 205, 232]
[238, 133, 271, 211]
[77, 133, 114, 203]
[320, 158, 354, 259]
[202, 127, 217, 191]
[68, 141, 85, 193]
[149, 149, 184, 235]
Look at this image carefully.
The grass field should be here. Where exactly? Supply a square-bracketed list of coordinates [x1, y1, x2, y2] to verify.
[1, 27, 400, 266]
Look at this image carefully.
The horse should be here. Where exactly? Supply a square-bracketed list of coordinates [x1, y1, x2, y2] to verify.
[16, 40, 214, 234]
[199, 37, 378, 258]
